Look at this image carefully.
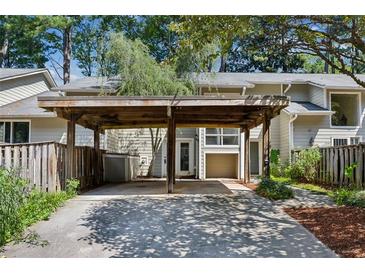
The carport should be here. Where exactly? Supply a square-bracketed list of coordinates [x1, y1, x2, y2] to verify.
[38, 95, 289, 193]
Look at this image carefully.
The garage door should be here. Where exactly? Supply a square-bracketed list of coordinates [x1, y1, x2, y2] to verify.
[206, 153, 238, 178]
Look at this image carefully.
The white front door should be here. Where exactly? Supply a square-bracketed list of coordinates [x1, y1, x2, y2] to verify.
[176, 139, 194, 176]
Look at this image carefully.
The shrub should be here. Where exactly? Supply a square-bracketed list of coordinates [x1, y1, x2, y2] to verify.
[331, 189, 365, 208]
[256, 178, 294, 200]
[0, 170, 80, 247]
[286, 147, 321, 183]
[65, 178, 80, 197]
[0, 169, 27, 246]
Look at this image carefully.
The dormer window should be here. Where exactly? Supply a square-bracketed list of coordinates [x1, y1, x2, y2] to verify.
[330, 92, 360, 127]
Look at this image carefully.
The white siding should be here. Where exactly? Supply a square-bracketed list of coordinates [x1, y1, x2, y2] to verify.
[308, 85, 325, 107]
[0, 74, 50, 106]
[279, 111, 291, 163]
[270, 116, 280, 149]
[30, 117, 107, 149]
[286, 84, 309, 101]
[245, 84, 281, 95]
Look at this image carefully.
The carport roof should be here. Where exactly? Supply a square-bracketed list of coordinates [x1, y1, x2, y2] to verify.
[38, 95, 289, 130]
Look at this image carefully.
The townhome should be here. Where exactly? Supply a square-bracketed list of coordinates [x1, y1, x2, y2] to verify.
[2, 69, 365, 180]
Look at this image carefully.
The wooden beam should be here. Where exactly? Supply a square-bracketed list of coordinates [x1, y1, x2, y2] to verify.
[66, 116, 76, 179]
[244, 127, 250, 184]
[261, 112, 271, 178]
[166, 108, 176, 193]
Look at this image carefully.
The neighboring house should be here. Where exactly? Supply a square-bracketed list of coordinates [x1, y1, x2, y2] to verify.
[0, 68, 118, 150]
[2, 69, 365, 179]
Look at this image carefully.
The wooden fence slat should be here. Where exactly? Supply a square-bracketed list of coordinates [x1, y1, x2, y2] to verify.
[21, 145, 28, 179]
[13, 146, 20, 170]
[28, 145, 35, 187]
[4, 146, 12, 169]
[41, 144, 48, 192]
[34, 145, 42, 190]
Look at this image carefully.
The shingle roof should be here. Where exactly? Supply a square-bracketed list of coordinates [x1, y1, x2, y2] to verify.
[0, 68, 47, 80]
[54, 76, 119, 93]
[55, 73, 365, 91]
[285, 101, 333, 115]
[196, 72, 365, 89]
[0, 91, 59, 118]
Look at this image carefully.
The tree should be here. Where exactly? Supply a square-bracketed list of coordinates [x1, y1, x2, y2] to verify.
[105, 33, 195, 176]
[227, 17, 305, 72]
[172, 16, 250, 72]
[37, 16, 81, 84]
[285, 16, 365, 87]
[0, 16, 48, 68]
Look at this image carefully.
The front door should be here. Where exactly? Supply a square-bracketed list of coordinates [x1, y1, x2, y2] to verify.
[176, 139, 194, 176]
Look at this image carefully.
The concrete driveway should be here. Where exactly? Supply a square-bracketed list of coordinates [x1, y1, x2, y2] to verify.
[1, 181, 336, 258]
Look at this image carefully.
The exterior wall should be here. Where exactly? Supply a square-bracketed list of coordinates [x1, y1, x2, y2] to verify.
[30, 117, 108, 149]
[286, 84, 310, 101]
[245, 84, 281, 95]
[279, 111, 291, 163]
[309, 85, 325, 107]
[0, 74, 50, 106]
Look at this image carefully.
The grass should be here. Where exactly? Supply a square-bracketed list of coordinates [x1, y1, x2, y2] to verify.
[271, 175, 331, 195]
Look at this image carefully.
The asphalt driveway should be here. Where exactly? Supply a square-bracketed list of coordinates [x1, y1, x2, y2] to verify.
[1, 182, 336, 258]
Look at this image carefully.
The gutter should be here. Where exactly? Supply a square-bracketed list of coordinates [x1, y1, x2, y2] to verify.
[283, 83, 292, 94]
[288, 113, 298, 163]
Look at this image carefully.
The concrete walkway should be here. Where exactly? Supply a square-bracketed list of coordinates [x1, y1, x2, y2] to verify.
[1, 181, 336, 258]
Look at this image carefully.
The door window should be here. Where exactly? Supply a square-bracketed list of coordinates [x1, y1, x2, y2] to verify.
[180, 142, 190, 171]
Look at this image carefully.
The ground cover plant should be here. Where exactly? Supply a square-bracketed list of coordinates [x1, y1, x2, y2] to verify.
[0, 169, 79, 246]
[255, 178, 294, 200]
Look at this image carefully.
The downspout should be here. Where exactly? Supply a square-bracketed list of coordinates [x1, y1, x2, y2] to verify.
[283, 83, 292, 94]
[288, 113, 298, 163]
[241, 86, 246, 95]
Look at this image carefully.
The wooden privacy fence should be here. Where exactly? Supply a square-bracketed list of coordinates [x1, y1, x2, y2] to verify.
[0, 141, 105, 192]
[292, 144, 365, 189]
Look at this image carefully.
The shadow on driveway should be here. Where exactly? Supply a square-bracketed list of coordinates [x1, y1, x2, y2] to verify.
[78, 189, 336, 257]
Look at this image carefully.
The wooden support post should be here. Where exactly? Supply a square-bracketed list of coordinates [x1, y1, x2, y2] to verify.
[94, 127, 101, 185]
[262, 113, 271, 178]
[166, 107, 176, 193]
[244, 128, 250, 184]
[66, 117, 76, 179]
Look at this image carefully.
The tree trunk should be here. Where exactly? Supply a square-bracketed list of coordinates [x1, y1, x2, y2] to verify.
[0, 38, 9, 68]
[219, 54, 226, 72]
[63, 25, 72, 84]
[147, 128, 162, 177]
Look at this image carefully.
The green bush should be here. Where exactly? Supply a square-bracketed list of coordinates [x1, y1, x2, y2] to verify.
[286, 147, 321, 183]
[331, 189, 365, 207]
[0, 169, 80, 246]
[256, 178, 294, 200]
[0, 169, 27, 246]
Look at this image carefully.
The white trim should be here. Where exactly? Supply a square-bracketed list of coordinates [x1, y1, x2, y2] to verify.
[288, 114, 298, 162]
[0, 119, 31, 143]
[176, 138, 194, 176]
[329, 91, 362, 129]
[331, 136, 363, 146]
[0, 69, 57, 87]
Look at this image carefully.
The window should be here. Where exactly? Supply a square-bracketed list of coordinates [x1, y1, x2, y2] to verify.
[205, 128, 239, 146]
[0, 121, 30, 144]
[330, 93, 360, 127]
[350, 137, 361, 145]
[333, 138, 348, 146]
[332, 137, 362, 146]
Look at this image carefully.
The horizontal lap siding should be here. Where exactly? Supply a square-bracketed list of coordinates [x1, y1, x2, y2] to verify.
[0, 74, 50, 106]
[309, 85, 325, 108]
[286, 84, 310, 101]
[280, 111, 290, 162]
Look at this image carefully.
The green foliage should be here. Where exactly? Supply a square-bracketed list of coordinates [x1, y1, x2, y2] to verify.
[270, 149, 280, 165]
[0, 169, 79, 247]
[330, 189, 365, 208]
[65, 178, 80, 196]
[286, 148, 321, 183]
[292, 183, 330, 195]
[344, 162, 358, 185]
[0, 169, 27, 246]
[256, 178, 294, 200]
[105, 33, 195, 96]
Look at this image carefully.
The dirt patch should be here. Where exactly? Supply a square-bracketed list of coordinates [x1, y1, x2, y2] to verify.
[285, 207, 365, 258]
[239, 181, 258, 191]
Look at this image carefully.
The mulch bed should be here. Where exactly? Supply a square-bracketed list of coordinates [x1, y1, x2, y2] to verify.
[285, 207, 365, 258]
